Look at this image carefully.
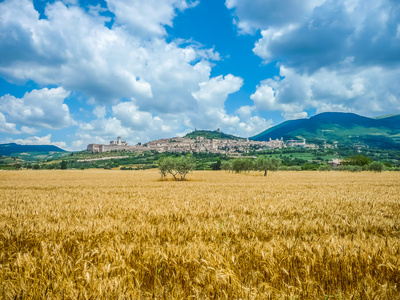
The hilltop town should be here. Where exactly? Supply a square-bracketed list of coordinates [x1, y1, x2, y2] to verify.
[87, 130, 324, 154]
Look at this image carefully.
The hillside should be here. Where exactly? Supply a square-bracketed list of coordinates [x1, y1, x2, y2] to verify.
[251, 112, 400, 149]
[184, 130, 243, 140]
[0, 143, 68, 161]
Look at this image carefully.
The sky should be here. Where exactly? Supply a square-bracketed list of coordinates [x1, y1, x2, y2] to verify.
[0, 0, 399, 150]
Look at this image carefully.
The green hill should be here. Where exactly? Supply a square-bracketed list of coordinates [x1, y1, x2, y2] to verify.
[184, 129, 244, 140]
[0, 143, 68, 161]
[251, 112, 400, 149]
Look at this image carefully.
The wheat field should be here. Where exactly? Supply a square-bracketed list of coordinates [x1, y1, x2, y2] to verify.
[0, 170, 399, 299]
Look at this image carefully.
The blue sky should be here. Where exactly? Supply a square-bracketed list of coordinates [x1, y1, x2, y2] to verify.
[0, 0, 399, 150]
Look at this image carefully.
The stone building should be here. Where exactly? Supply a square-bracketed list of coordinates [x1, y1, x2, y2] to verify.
[87, 134, 287, 154]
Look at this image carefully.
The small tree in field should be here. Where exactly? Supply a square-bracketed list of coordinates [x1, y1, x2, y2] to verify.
[231, 158, 244, 173]
[342, 154, 372, 166]
[231, 158, 254, 173]
[221, 160, 232, 172]
[243, 158, 254, 173]
[157, 156, 196, 181]
[175, 156, 196, 180]
[368, 161, 384, 172]
[256, 157, 281, 176]
[157, 157, 176, 179]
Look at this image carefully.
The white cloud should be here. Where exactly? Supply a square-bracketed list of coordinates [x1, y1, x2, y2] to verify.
[0, 112, 19, 134]
[237, 116, 273, 137]
[0, 87, 74, 129]
[76, 117, 160, 150]
[0, 0, 338, 147]
[226, 0, 325, 34]
[93, 106, 107, 118]
[192, 74, 243, 106]
[71, 139, 84, 150]
[0, 0, 216, 108]
[73, 73, 270, 147]
[20, 126, 38, 135]
[112, 101, 163, 131]
[0, 0, 249, 147]
[282, 111, 308, 120]
[250, 0, 400, 71]
[191, 74, 243, 128]
[229, 0, 400, 119]
[235, 105, 255, 120]
[189, 74, 272, 136]
[78, 118, 131, 138]
[0, 0, 154, 103]
[252, 25, 298, 64]
[62, 0, 78, 5]
[136, 46, 213, 114]
[76, 110, 178, 148]
[230, 0, 400, 71]
[107, 0, 198, 37]
[251, 64, 400, 119]
[2, 134, 67, 149]
[251, 84, 276, 111]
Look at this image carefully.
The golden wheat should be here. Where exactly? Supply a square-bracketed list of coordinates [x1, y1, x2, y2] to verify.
[0, 170, 399, 299]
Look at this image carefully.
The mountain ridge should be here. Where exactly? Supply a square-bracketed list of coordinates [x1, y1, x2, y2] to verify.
[0, 143, 67, 157]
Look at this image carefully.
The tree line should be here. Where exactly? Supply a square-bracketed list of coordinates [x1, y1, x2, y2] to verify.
[3, 152, 395, 174]
[221, 157, 281, 176]
[156, 156, 282, 180]
[155, 154, 392, 181]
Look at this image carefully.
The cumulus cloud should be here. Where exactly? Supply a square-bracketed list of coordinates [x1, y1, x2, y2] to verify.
[73, 73, 269, 148]
[75, 100, 182, 148]
[192, 74, 243, 106]
[252, 0, 400, 72]
[251, 65, 400, 119]
[0, 0, 278, 148]
[0, 87, 74, 129]
[0, 115, 38, 135]
[229, 0, 400, 118]
[0, 112, 19, 134]
[226, 0, 325, 34]
[0, 0, 215, 108]
[228, 0, 400, 70]
[191, 74, 243, 129]
[135, 46, 212, 114]
[233, 106, 273, 137]
[0, 0, 255, 148]
[79, 117, 132, 139]
[20, 126, 39, 135]
[237, 116, 273, 137]
[112, 101, 164, 131]
[0, 0, 153, 103]
[235, 105, 255, 120]
[189, 74, 272, 136]
[75, 117, 168, 150]
[93, 106, 107, 119]
[107, 0, 198, 37]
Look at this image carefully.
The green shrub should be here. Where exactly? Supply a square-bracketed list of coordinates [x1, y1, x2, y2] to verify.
[301, 162, 318, 171]
[368, 161, 384, 172]
[318, 164, 332, 171]
[120, 166, 133, 170]
[342, 154, 372, 166]
[337, 165, 362, 172]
